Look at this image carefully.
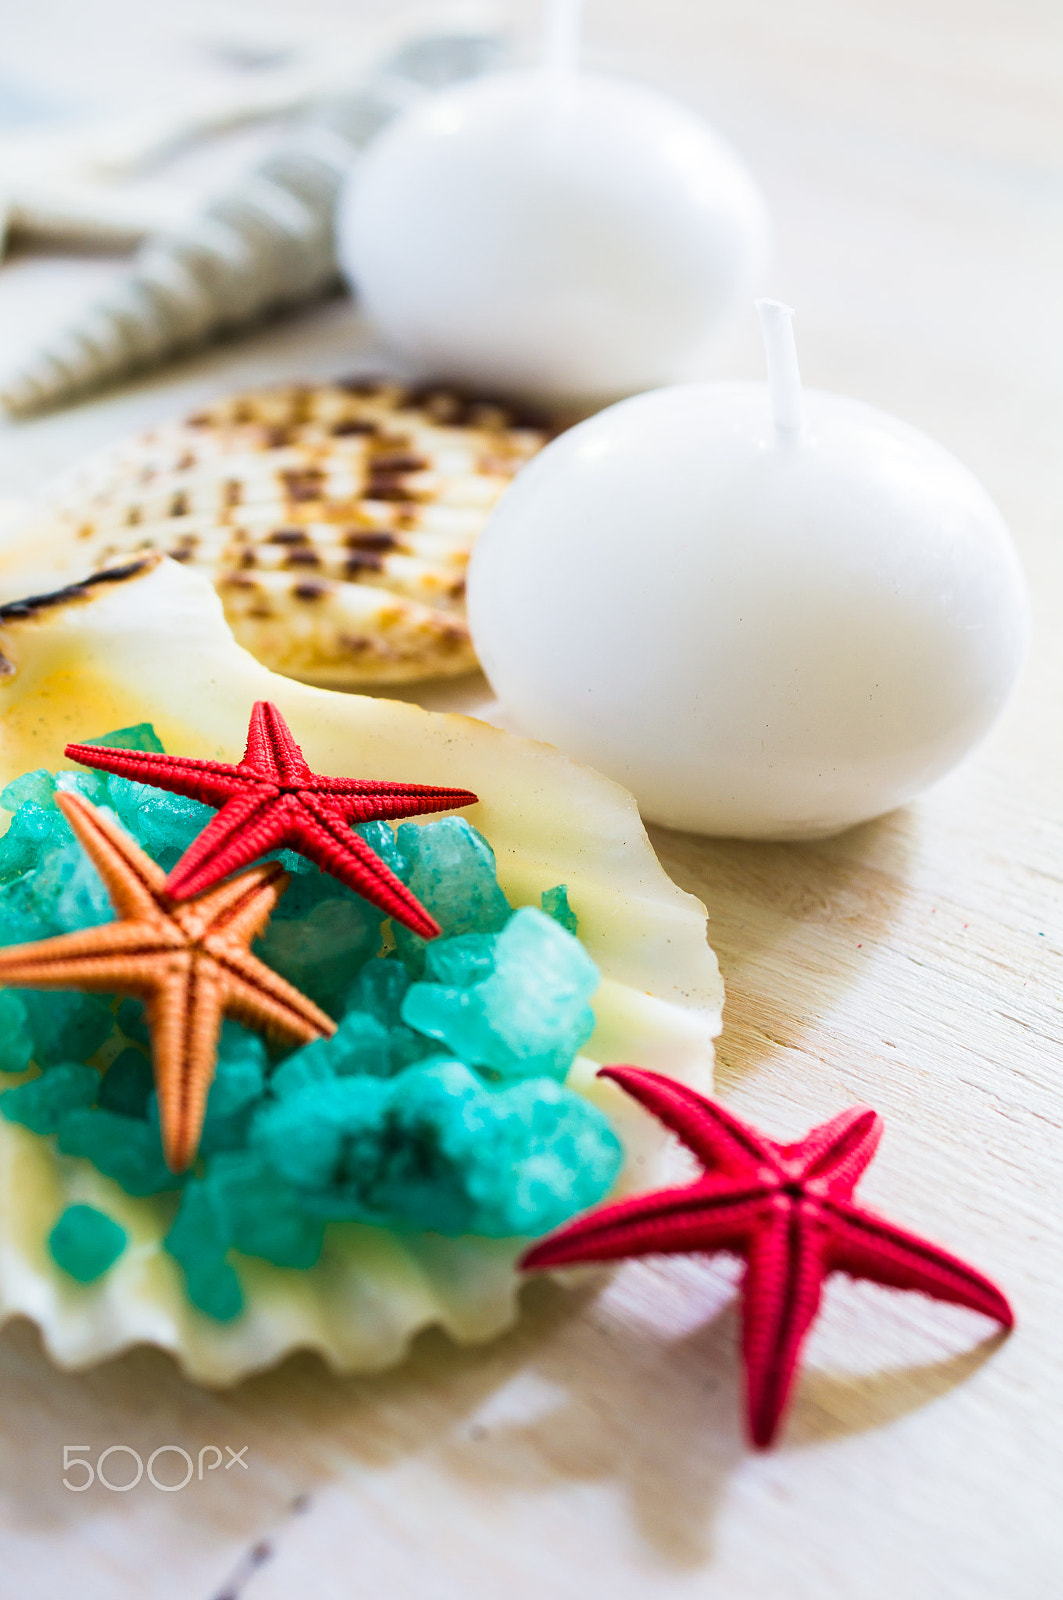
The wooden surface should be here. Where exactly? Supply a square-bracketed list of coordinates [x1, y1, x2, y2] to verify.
[0, 2, 1061, 1595]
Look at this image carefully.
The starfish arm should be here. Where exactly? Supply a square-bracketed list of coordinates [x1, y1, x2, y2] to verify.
[55, 792, 168, 919]
[0, 924, 179, 991]
[164, 792, 293, 901]
[293, 794, 441, 939]
[243, 701, 311, 784]
[147, 955, 225, 1173]
[782, 1106, 883, 1198]
[521, 1176, 774, 1270]
[214, 944, 335, 1043]
[741, 1200, 832, 1448]
[823, 1198, 1015, 1328]
[598, 1067, 781, 1177]
[64, 743, 249, 808]
[325, 780, 480, 822]
[187, 862, 287, 947]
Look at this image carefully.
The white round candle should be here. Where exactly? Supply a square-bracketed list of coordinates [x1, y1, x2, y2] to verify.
[467, 303, 1030, 838]
[337, 7, 768, 407]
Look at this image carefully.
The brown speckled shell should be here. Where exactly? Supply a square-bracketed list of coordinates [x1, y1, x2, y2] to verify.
[12, 380, 548, 687]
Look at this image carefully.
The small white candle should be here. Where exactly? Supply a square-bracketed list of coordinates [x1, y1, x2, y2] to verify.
[337, 4, 769, 407]
[467, 306, 1030, 838]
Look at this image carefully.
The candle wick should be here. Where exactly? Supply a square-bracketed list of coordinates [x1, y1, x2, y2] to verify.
[543, 0, 582, 92]
[756, 299, 804, 436]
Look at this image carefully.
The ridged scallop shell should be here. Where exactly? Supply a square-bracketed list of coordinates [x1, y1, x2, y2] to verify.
[0, 557, 722, 1382]
[1, 380, 548, 687]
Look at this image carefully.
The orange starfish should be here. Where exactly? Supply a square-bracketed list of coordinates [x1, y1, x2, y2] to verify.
[0, 792, 333, 1172]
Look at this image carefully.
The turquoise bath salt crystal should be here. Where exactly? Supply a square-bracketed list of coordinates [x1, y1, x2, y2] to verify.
[116, 998, 150, 1048]
[0, 1063, 99, 1134]
[268, 1037, 336, 1099]
[354, 819, 408, 881]
[199, 1023, 268, 1154]
[251, 1074, 392, 1209]
[207, 1150, 324, 1269]
[130, 790, 214, 872]
[82, 722, 166, 753]
[327, 1010, 391, 1077]
[52, 849, 114, 933]
[255, 894, 381, 1016]
[342, 957, 410, 1026]
[393, 818, 512, 974]
[98, 1048, 154, 1119]
[165, 1182, 243, 1321]
[49, 1204, 127, 1283]
[541, 884, 579, 936]
[0, 878, 52, 948]
[0, 769, 57, 812]
[0, 801, 69, 885]
[54, 768, 110, 807]
[423, 932, 498, 988]
[21, 990, 114, 1067]
[402, 907, 598, 1083]
[0, 990, 33, 1074]
[57, 1109, 179, 1196]
[467, 1076, 623, 1236]
[252, 1057, 621, 1237]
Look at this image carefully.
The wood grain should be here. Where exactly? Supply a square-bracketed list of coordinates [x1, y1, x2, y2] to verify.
[0, 1, 1060, 1596]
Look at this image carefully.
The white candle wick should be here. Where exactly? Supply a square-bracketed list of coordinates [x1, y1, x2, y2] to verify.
[543, 0, 582, 91]
[756, 298, 803, 435]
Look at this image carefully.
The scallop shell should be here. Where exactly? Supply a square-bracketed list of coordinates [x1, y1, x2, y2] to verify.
[0, 556, 722, 1381]
[0, 380, 547, 687]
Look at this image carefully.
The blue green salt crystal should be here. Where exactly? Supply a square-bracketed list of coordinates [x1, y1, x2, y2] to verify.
[251, 1074, 391, 1208]
[402, 907, 598, 1083]
[354, 819, 407, 880]
[207, 1149, 324, 1269]
[466, 1076, 622, 1234]
[129, 790, 214, 872]
[82, 722, 166, 753]
[199, 1023, 267, 1154]
[392, 818, 512, 974]
[116, 997, 150, 1048]
[21, 990, 114, 1067]
[541, 884, 579, 935]
[423, 932, 498, 988]
[0, 990, 33, 1074]
[1, 1063, 99, 1133]
[0, 801, 69, 886]
[49, 1204, 126, 1283]
[269, 1037, 336, 1098]
[57, 1108, 179, 1196]
[165, 1182, 243, 1320]
[1, 769, 57, 812]
[252, 1057, 620, 1236]
[54, 767, 110, 806]
[255, 893, 381, 1016]
[342, 957, 410, 1026]
[99, 1047, 154, 1119]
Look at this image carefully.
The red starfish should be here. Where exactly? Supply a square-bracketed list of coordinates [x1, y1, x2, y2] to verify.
[522, 1067, 1013, 1447]
[65, 701, 477, 940]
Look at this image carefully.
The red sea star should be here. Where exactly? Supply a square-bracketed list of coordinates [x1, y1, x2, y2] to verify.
[521, 1067, 1013, 1447]
[66, 700, 478, 939]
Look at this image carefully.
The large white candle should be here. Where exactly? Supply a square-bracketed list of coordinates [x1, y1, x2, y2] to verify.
[337, 1, 768, 407]
[467, 303, 1030, 838]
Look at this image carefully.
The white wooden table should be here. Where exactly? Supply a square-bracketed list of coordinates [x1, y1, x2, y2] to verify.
[0, 3, 1060, 1596]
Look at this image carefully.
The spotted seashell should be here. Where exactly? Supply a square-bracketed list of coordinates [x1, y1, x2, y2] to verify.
[1, 379, 548, 686]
